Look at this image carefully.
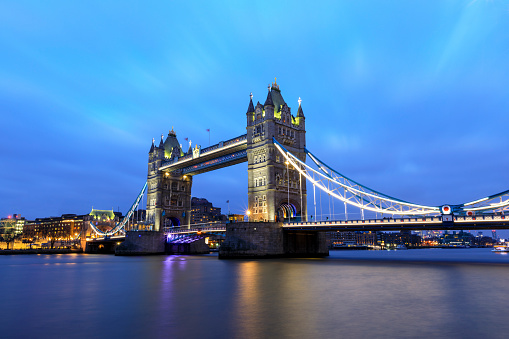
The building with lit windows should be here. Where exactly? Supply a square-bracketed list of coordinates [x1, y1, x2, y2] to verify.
[23, 214, 85, 243]
[190, 197, 226, 224]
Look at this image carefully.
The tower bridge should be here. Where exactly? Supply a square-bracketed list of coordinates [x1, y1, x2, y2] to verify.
[145, 78, 307, 232]
[99, 79, 509, 256]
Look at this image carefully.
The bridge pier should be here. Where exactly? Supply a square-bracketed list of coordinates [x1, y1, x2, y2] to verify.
[219, 222, 328, 259]
[115, 231, 165, 255]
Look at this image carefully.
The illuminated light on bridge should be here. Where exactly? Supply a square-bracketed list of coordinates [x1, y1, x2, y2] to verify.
[273, 138, 509, 218]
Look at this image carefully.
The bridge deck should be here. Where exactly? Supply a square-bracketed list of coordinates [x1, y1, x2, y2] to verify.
[284, 214, 509, 231]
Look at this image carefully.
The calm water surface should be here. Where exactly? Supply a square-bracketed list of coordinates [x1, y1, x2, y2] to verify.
[1, 249, 509, 339]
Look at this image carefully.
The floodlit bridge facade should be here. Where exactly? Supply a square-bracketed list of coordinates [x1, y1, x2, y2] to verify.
[146, 79, 308, 231]
[88, 80, 509, 256]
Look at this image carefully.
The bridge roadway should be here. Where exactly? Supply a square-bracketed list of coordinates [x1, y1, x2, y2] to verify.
[88, 214, 509, 244]
[284, 214, 509, 232]
[159, 134, 247, 175]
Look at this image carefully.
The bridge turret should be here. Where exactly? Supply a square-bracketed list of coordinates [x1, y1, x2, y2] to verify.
[246, 93, 255, 127]
[148, 138, 155, 154]
[163, 127, 181, 159]
[296, 97, 305, 134]
[263, 86, 275, 119]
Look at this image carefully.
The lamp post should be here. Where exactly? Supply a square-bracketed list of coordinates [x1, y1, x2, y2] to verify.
[246, 210, 251, 222]
[285, 161, 290, 222]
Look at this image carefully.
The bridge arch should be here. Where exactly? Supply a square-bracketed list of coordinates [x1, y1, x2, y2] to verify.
[163, 216, 181, 228]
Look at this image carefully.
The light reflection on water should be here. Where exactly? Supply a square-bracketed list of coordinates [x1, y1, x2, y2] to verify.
[1, 249, 509, 339]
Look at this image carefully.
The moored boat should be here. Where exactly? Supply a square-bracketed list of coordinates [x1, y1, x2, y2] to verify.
[492, 246, 509, 253]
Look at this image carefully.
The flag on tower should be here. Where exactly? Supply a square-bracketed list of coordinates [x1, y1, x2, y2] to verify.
[206, 129, 210, 132]
[226, 200, 229, 203]
[184, 137, 188, 141]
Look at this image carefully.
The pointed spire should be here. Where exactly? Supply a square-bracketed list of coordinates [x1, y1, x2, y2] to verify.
[297, 97, 305, 118]
[149, 138, 155, 153]
[264, 85, 274, 106]
[159, 134, 164, 148]
[247, 92, 255, 113]
[271, 77, 279, 90]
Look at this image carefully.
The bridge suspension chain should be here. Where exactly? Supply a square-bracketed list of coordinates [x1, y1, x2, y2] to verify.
[459, 190, 509, 213]
[274, 138, 440, 216]
[274, 138, 509, 216]
[89, 182, 148, 236]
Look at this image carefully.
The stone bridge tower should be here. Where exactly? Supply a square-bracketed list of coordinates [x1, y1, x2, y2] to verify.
[147, 129, 192, 231]
[246, 80, 307, 222]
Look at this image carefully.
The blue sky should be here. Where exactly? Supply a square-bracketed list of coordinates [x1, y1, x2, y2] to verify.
[1, 1, 509, 228]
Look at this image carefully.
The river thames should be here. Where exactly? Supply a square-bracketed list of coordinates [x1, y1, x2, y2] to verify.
[1, 249, 509, 339]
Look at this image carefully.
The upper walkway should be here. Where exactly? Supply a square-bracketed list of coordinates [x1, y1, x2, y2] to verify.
[159, 134, 247, 175]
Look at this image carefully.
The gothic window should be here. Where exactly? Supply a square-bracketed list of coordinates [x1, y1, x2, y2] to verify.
[254, 179, 258, 187]
[278, 127, 282, 135]
[256, 126, 261, 134]
[171, 182, 177, 190]
[163, 184, 168, 190]
[262, 176, 266, 186]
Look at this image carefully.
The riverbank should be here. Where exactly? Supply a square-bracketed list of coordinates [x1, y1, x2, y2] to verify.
[0, 248, 83, 255]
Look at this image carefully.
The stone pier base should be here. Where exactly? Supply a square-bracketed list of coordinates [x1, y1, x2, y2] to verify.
[115, 231, 165, 255]
[219, 222, 328, 259]
[166, 238, 210, 254]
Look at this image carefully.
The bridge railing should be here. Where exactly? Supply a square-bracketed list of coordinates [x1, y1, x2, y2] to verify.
[284, 213, 507, 227]
[199, 134, 247, 156]
[285, 216, 443, 226]
[164, 226, 226, 234]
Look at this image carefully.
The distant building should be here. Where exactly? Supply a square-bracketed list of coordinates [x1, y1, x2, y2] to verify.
[0, 214, 25, 236]
[190, 197, 225, 224]
[23, 209, 123, 244]
[330, 231, 378, 247]
[0, 216, 19, 246]
[378, 231, 421, 248]
[440, 230, 475, 246]
[228, 214, 245, 223]
[492, 230, 497, 241]
[23, 214, 86, 244]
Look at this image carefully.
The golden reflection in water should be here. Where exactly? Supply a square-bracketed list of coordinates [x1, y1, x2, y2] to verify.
[236, 261, 261, 338]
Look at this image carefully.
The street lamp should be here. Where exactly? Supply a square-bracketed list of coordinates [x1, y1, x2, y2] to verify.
[285, 160, 290, 222]
[246, 210, 251, 222]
